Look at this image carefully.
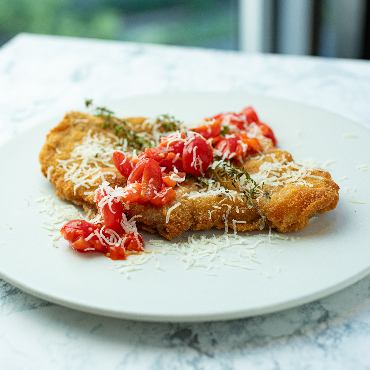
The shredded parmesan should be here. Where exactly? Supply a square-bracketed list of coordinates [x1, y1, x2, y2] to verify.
[57, 130, 122, 194]
[252, 154, 323, 187]
[165, 202, 182, 223]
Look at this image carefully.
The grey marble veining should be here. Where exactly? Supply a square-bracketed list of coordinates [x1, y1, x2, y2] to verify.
[0, 34, 370, 370]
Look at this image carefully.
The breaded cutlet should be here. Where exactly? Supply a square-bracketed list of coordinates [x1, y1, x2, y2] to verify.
[39, 112, 339, 239]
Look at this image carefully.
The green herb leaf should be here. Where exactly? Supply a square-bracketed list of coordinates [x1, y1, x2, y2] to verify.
[210, 159, 266, 206]
[84, 98, 93, 108]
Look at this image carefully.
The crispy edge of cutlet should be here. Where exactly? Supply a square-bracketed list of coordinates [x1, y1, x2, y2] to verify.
[244, 151, 340, 232]
[39, 112, 126, 210]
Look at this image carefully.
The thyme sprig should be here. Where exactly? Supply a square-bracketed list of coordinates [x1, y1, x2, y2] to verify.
[210, 159, 267, 207]
[84, 99, 155, 150]
[152, 114, 184, 133]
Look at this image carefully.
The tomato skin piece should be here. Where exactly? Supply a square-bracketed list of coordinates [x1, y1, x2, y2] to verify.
[241, 106, 260, 124]
[124, 232, 144, 252]
[182, 136, 213, 176]
[150, 187, 176, 206]
[107, 245, 126, 260]
[141, 158, 163, 199]
[146, 138, 185, 172]
[95, 189, 125, 234]
[112, 151, 133, 178]
[140, 147, 162, 162]
[162, 175, 177, 187]
[121, 182, 143, 204]
[60, 219, 95, 242]
[192, 119, 221, 139]
[159, 134, 185, 154]
[244, 137, 263, 154]
[60, 220, 107, 254]
[127, 158, 148, 184]
[215, 137, 239, 159]
[257, 122, 277, 145]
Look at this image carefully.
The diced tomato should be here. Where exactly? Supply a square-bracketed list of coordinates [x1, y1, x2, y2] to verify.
[141, 158, 163, 199]
[182, 135, 213, 176]
[61, 219, 97, 243]
[244, 137, 263, 154]
[163, 175, 177, 187]
[228, 113, 246, 130]
[141, 142, 183, 172]
[112, 151, 133, 178]
[127, 158, 147, 184]
[140, 147, 161, 162]
[192, 119, 221, 139]
[124, 232, 144, 252]
[107, 245, 126, 260]
[121, 182, 143, 203]
[159, 133, 185, 154]
[215, 137, 239, 159]
[150, 187, 176, 206]
[159, 152, 184, 172]
[241, 106, 259, 124]
[95, 188, 124, 233]
[210, 135, 223, 145]
[211, 112, 244, 130]
[216, 134, 262, 161]
[60, 220, 107, 254]
[256, 122, 277, 145]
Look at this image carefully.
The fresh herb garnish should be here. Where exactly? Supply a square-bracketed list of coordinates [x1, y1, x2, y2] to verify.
[220, 126, 231, 135]
[84, 98, 93, 108]
[210, 159, 267, 206]
[84, 98, 154, 150]
[153, 114, 184, 133]
[95, 106, 114, 117]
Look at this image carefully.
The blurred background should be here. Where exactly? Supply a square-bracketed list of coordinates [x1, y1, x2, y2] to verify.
[0, 0, 369, 59]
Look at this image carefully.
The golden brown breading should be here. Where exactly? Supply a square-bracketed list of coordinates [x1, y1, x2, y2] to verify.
[39, 112, 339, 239]
[244, 152, 339, 232]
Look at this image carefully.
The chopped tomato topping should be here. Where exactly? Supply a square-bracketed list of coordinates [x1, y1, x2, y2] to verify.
[108, 245, 126, 260]
[150, 187, 176, 206]
[256, 122, 277, 145]
[127, 158, 147, 184]
[121, 182, 143, 204]
[159, 133, 185, 153]
[241, 106, 259, 124]
[182, 135, 213, 176]
[209, 106, 277, 146]
[242, 136, 263, 154]
[212, 112, 245, 130]
[215, 137, 239, 159]
[144, 135, 185, 172]
[95, 188, 125, 233]
[192, 118, 221, 139]
[163, 175, 177, 187]
[124, 232, 144, 252]
[141, 158, 163, 199]
[61, 220, 107, 254]
[112, 151, 133, 178]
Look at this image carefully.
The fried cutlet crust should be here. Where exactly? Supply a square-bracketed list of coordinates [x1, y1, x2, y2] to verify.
[39, 112, 339, 240]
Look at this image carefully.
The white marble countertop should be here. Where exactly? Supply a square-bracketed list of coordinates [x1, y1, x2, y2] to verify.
[1, 33, 370, 370]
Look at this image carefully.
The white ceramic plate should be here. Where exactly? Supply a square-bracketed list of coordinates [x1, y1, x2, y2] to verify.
[0, 92, 369, 322]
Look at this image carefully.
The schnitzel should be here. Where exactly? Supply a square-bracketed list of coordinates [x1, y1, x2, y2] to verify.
[39, 109, 339, 241]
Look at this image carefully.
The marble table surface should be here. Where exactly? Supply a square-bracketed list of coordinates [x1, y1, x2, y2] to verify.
[0, 33, 370, 370]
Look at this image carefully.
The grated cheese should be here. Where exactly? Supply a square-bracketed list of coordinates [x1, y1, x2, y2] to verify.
[165, 202, 182, 224]
[252, 154, 323, 187]
[57, 130, 123, 194]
